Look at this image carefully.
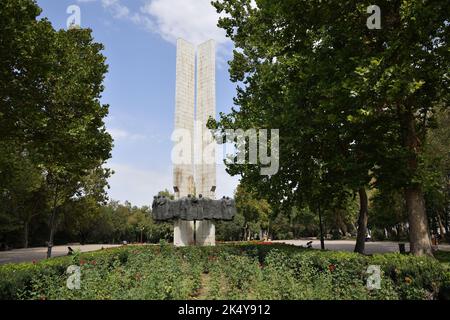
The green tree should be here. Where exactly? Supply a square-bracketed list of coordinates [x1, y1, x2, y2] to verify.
[370, 187, 408, 240]
[351, 1, 449, 255]
[212, 0, 449, 256]
[235, 184, 271, 240]
[61, 167, 112, 244]
[0, 0, 113, 255]
[42, 27, 112, 257]
[423, 109, 450, 240]
[0, 142, 47, 248]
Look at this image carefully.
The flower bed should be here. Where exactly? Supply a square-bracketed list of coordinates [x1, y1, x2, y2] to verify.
[0, 242, 449, 300]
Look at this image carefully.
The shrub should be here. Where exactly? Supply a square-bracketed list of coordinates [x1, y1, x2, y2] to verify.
[0, 243, 448, 300]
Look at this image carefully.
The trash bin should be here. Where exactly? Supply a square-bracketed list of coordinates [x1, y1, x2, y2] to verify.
[399, 243, 406, 254]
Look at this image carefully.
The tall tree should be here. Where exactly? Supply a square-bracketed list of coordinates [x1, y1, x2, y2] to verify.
[212, 0, 449, 256]
[0, 0, 112, 256]
[351, 1, 449, 255]
[41, 27, 112, 258]
[211, 0, 376, 253]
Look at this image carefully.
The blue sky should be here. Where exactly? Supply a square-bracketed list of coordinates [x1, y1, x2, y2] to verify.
[36, 0, 240, 206]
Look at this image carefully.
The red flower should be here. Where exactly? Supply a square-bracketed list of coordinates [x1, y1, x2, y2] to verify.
[32, 260, 37, 265]
[91, 260, 97, 265]
[80, 260, 86, 266]
[328, 264, 336, 272]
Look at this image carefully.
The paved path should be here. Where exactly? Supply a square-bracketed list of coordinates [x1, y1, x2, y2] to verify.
[2, 241, 449, 265]
[0, 244, 121, 265]
[274, 239, 450, 254]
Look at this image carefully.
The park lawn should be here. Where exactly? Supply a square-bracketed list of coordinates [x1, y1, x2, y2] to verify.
[0, 243, 449, 300]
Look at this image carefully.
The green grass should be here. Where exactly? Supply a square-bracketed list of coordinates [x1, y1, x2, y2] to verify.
[435, 251, 450, 266]
[1, 242, 449, 300]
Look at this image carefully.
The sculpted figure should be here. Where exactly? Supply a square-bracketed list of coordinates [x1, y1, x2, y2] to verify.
[229, 198, 237, 220]
[151, 196, 158, 220]
[214, 196, 227, 220]
[224, 197, 236, 221]
[180, 195, 191, 220]
[201, 195, 213, 220]
[187, 195, 200, 220]
[196, 194, 205, 220]
[169, 198, 180, 219]
[158, 196, 170, 220]
[152, 194, 236, 221]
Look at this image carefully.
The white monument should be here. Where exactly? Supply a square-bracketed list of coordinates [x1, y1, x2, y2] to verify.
[173, 39, 216, 247]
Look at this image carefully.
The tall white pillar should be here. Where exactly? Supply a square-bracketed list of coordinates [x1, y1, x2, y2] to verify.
[173, 38, 195, 199]
[195, 40, 216, 246]
[172, 39, 217, 246]
[173, 39, 196, 247]
[195, 40, 216, 199]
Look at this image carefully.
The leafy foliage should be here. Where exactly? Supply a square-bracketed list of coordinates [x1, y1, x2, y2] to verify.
[0, 0, 112, 251]
[1, 244, 448, 300]
[210, 0, 450, 255]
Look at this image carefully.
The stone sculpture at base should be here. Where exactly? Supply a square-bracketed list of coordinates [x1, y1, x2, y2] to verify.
[152, 194, 236, 222]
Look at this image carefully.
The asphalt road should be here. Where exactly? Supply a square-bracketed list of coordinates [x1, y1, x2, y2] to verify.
[0, 244, 121, 265]
[1, 240, 449, 265]
[274, 239, 450, 254]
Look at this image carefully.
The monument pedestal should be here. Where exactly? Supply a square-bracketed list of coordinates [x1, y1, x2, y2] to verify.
[173, 220, 215, 247]
[195, 220, 215, 246]
[174, 220, 195, 247]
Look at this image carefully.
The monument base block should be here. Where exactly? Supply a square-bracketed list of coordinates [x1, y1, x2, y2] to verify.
[195, 220, 215, 246]
[173, 220, 215, 246]
[174, 220, 195, 247]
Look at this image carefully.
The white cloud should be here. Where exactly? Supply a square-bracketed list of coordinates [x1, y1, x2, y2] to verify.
[78, 0, 131, 18]
[140, 0, 228, 47]
[101, 0, 130, 18]
[109, 128, 146, 142]
[78, 0, 231, 56]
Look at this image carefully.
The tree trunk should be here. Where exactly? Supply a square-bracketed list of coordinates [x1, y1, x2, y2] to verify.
[47, 219, 56, 258]
[354, 188, 369, 254]
[23, 221, 29, 249]
[438, 214, 446, 237]
[405, 187, 433, 256]
[445, 211, 449, 234]
[47, 190, 59, 259]
[318, 205, 325, 250]
[355, 187, 369, 254]
[403, 110, 433, 256]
